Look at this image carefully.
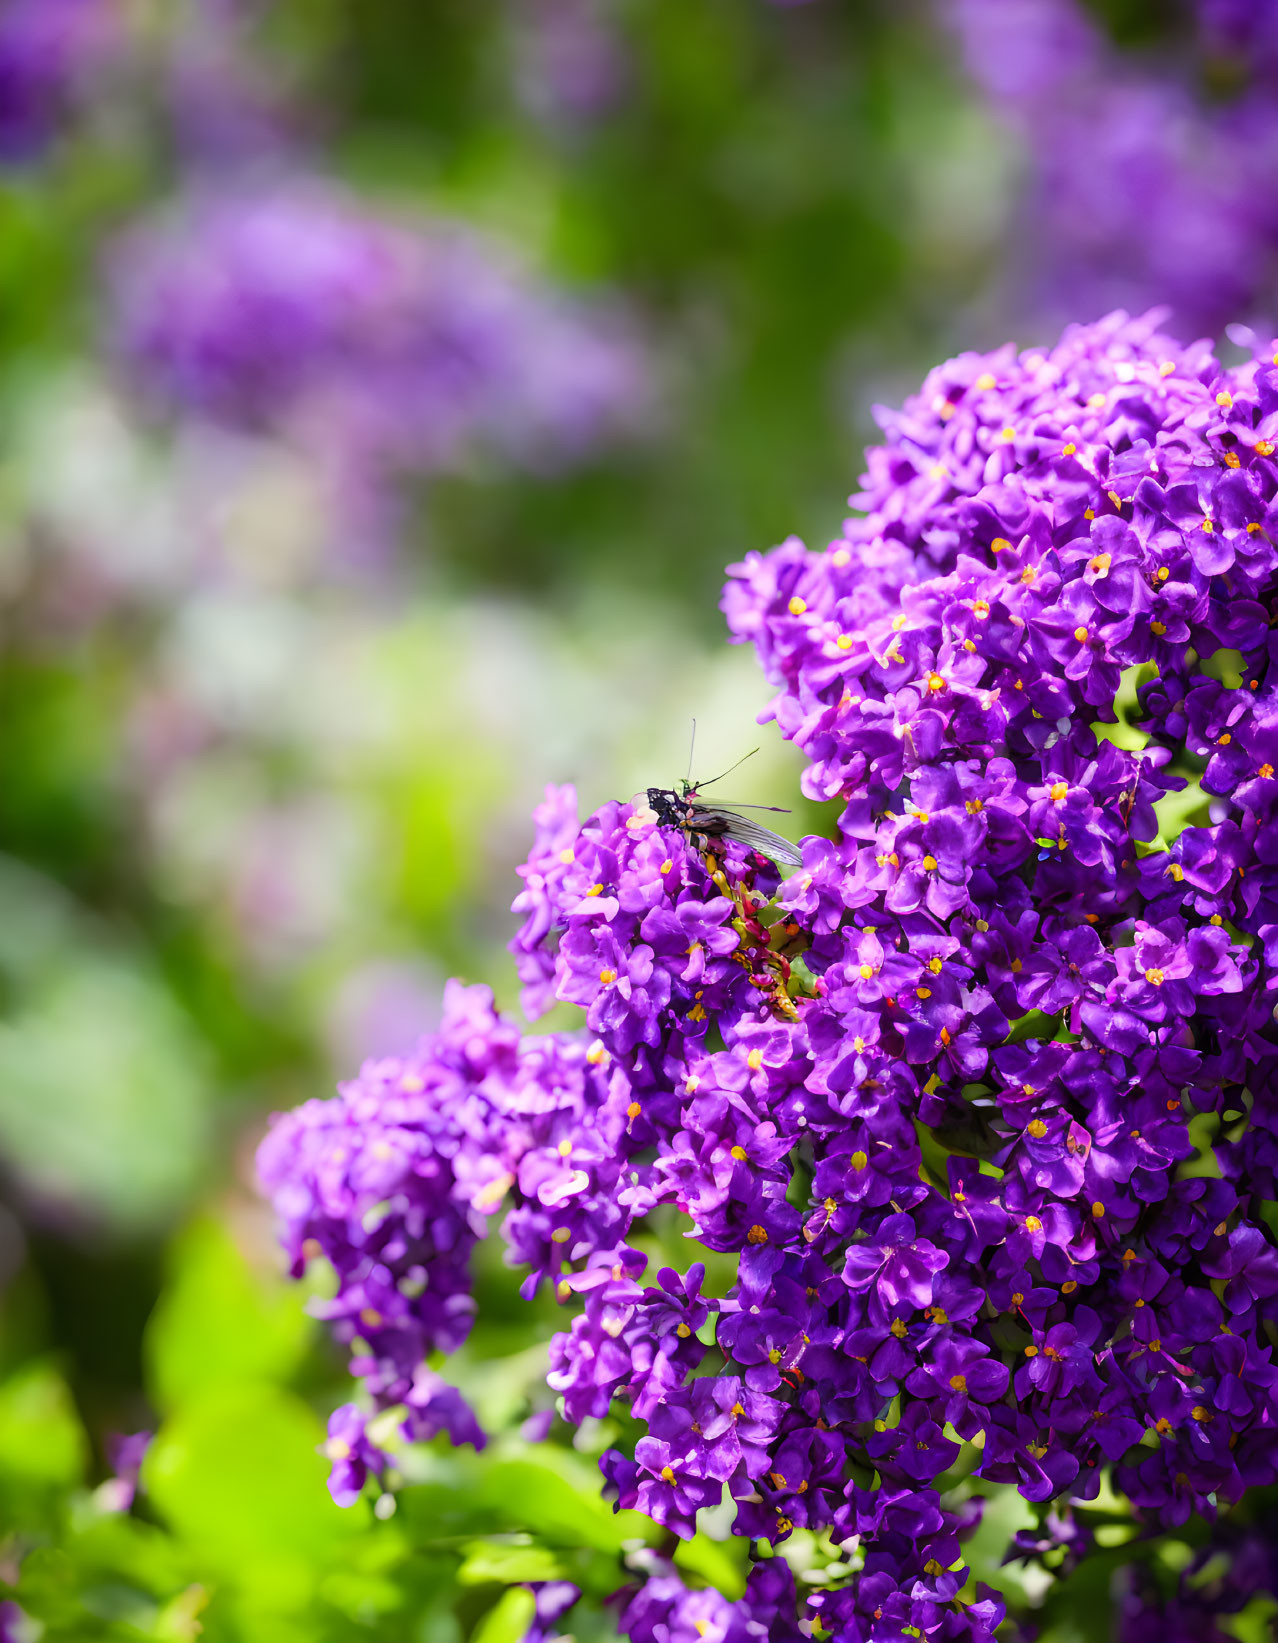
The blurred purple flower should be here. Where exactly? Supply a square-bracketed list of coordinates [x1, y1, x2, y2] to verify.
[108, 177, 651, 482]
[326, 959, 443, 1071]
[164, 0, 295, 168]
[97, 1429, 152, 1512]
[509, 0, 630, 129]
[0, 0, 122, 161]
[944, 0, 1278, 332]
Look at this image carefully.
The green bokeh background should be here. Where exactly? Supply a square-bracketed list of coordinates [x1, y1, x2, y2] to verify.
[0, 3, 1256, 1639]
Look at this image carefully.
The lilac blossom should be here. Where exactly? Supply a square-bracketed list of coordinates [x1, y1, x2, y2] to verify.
[263, 309, 1278, 1640]
[108, 177, 649, 500]
[943, 0, 1278, 332]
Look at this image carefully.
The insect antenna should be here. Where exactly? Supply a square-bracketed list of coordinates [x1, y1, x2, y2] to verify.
[694, 748, 760, 791]
[686, 718, 697, 787]
[703, 800, 790, 813]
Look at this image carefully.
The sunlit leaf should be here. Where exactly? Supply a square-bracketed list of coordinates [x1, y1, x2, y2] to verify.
[470, 1587, 536, 1643]
[145, 1217, 314, 1412]
[0, 1360, 87, 1489]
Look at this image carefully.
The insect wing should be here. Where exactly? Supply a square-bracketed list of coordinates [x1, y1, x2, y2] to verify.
[689, 803, 802, 867]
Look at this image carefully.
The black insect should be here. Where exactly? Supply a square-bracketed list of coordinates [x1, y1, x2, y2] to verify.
[646, 743, 801, 868]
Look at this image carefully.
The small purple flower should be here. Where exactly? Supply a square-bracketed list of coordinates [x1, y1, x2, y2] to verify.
[323, 1404, 385, 1508]
[841, 1213, 950, 1310]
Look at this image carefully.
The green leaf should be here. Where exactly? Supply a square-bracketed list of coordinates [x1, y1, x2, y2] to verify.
[1199, 648, 1246, 690]
[1003, 1010, 1064, 1046]
[458, 1537, 567, 1586]
[0, 940, 211, 1232]
[1225, 1595, 1278, 1642]
[959, 1483, 1038, 1606]
[673, 1530, 748, 1598]
[1151, 779, 1210, 851]
[0, 1360, 87, 1488]
[475, 1447, 653, 1553]
[1092, 660, 1156, 752]
[143, 1384, 357, 1572]
[470, 1587, 536, 1643]
[144, 1216, 313, 1412]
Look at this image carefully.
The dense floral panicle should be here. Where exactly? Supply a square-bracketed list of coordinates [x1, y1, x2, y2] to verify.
[257, 979, 633, 1499]
[269, 309, 1278, 1642]
[714, 309, 1278, 1562]
[0, 0, 122, 160]
[943, 0, 1278, 332]
[108, 178, 648, 471]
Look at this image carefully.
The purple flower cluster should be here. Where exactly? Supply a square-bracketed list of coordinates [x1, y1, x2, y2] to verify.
[257, 978, 636, 1502]
[943, 0, 1278, 332]
[108, 177, 649, 476]
[0, 0, 121, 161]
[262, 308, 1278, 1640]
